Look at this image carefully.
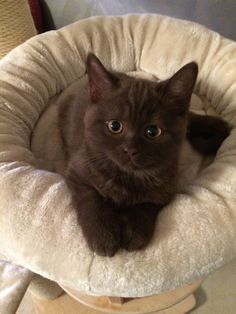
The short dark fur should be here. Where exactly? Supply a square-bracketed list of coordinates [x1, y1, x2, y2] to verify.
[58, 54, 230, 256]
[187, 112, 230, 155]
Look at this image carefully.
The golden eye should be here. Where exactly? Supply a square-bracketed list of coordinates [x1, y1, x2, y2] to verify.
[106, 120, 123, 133]
[145, 125, 162, 138]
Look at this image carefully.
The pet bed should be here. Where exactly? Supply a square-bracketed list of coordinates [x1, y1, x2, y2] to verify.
[0, 14, 236, 298]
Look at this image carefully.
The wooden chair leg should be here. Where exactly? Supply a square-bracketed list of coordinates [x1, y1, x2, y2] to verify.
[108, 297, 125, 308]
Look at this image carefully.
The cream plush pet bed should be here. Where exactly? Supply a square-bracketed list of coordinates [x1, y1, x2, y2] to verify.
[0, 15, 236, 298]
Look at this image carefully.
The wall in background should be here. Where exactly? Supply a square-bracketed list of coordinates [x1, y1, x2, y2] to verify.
[45, 0, 236, 40]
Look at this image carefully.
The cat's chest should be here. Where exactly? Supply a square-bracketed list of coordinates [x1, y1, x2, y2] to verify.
[89, 167, 173, 205]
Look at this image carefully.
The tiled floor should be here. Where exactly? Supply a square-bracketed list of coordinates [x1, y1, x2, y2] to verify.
[190, 258, 236, 314]
[17, 259, 236, 314]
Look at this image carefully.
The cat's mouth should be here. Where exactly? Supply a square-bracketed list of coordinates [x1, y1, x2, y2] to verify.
[124, 159, 140, 171]
[108, 151, 149, 172]
[116, 155, 143, 172]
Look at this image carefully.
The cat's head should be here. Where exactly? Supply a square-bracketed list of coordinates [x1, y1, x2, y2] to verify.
[84, 53, 198, 172]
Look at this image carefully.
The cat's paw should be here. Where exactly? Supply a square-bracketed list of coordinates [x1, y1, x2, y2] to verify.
[120, 204, 158, 252]
[86, 218, 120, 257]
[120, 222, 150, 252]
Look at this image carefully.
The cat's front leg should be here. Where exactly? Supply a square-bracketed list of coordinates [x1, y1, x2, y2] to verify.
[81, 197, 121, 257]
[66, 171, 120, 257]
[120, 203, 159, 252]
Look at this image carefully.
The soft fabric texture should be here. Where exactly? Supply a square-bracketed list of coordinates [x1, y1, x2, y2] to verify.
[0, 259, 33, 314]
[0, 2, 37, 312]
[0, 15, 236, 297]
[29, 275, 63, 299]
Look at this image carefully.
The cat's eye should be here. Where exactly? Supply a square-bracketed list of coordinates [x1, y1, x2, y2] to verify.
[106, 120, 123, 133]
[145, 125, 162, 138]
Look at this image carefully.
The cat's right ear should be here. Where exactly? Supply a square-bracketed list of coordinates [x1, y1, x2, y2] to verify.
[166, 62, 198, 114]
[86, 53, 119, 102]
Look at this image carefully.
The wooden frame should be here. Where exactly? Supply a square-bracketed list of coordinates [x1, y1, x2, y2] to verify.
[41, 279, 202, 314]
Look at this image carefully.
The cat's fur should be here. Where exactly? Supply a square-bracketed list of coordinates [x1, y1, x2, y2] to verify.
[58, 54, 230, 256]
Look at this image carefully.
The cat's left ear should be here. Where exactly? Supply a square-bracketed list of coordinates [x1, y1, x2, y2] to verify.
[87, 53, 119, 102]
[166, 62, 198, 113]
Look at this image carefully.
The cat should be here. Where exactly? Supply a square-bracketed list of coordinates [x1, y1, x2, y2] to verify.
[58, 53, 230, 257]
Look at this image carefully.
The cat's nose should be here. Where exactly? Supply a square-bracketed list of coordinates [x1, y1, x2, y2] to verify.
[123, 147, 138, 157]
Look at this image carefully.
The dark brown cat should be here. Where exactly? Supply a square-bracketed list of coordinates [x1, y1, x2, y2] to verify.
[58, 54, 230, 256]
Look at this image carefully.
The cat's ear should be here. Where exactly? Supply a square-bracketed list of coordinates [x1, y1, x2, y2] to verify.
[166, 62, 198, 113]
[86, 53, 119, 102]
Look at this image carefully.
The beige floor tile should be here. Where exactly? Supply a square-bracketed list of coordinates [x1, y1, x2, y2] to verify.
[191, 258, 236, 314]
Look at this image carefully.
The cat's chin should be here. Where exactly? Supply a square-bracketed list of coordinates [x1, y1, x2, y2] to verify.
[115, 159, 145, 173]
[123, 161, 140, 172]
[122, 162, 160, 175]
[108, 155, 154, 173]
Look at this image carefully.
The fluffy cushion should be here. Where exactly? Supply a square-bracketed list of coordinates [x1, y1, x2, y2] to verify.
[0, 15, 236, 297]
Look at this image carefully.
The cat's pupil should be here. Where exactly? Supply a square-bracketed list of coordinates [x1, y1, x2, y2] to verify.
[146, 125, 161, 138]
[107, 120, 123, 133]
[111, 121, 120, 131]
